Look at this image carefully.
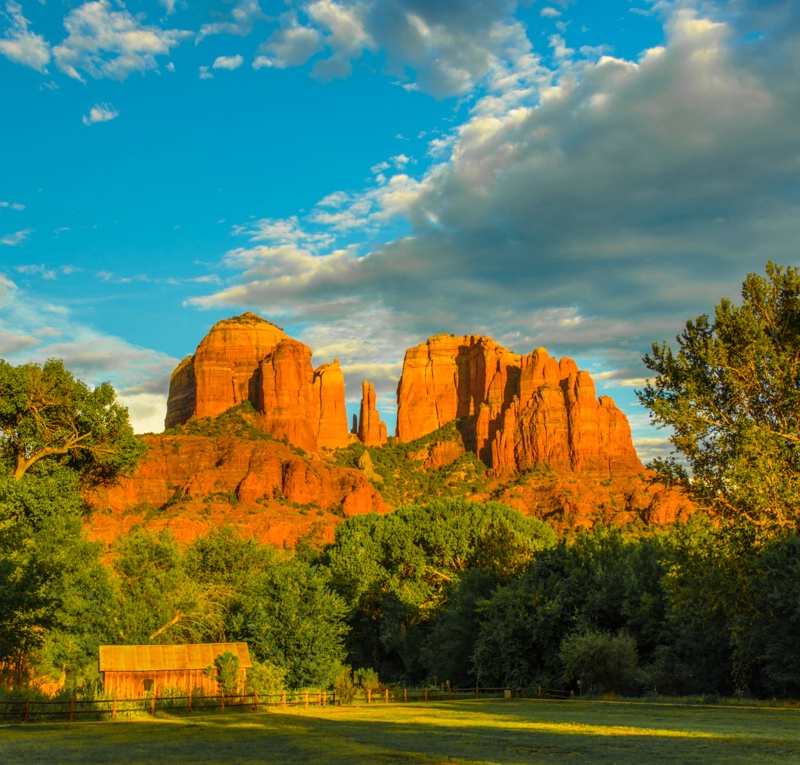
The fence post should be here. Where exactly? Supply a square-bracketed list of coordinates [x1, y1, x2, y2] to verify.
[304, 691, 309, 709]
[448, 685, 452, 700]
[112, 696, 117, 720]
[150, 695, 155, 716]
[323, 691, 327, 708]
[404, 688, 407, 703]
[70, 698, 75, 722]
[385, 688, 389, 704]
[221, 694, 225, 713]
[475, 685, 479, 697]
[254, 692, 258, 713]
[24, 699, 30, 723]
[367, 689, 371, 705]
[188, 690, 192, 714]
[281, 691, 286, 710]
[424, 688, 428, 702]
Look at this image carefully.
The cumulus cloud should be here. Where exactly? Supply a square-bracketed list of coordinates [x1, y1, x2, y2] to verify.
[186, 1, 800, 446]
[0, 201, 25, 210]
[1, 228, 32, 246]
[253, 16, 322, 69]
[212, 53, 244, 70]
[250, 0, 538, 96]
[53, 0, 190, 82]
[82, 102, 119, 125]
[198, 0, 267, 40]
[0, 0, 50, 72]
[0, 279, 178, 433]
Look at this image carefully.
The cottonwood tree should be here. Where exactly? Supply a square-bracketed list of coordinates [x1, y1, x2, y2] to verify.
[639, 262, 800, 531]
[0, 358, 144, 485]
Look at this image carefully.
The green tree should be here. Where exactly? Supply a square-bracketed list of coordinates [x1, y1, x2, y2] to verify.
[112, 529, 228, 644]
[0, 358, 144, 485]
[205, 651, 241, 696]
[639, 262, 800, 530]
[229, 560, 348, 689]
[560, 628, 638, 695]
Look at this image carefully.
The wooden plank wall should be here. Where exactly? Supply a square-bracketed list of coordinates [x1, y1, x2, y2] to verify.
[102, 668, 247, 698]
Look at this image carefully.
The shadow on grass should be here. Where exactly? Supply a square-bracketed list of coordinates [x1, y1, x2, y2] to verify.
[3, 700, 800, 765]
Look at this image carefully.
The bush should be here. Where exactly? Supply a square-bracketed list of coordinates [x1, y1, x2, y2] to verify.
[245, 660, 286, 698]
[560, 628, 638, 695]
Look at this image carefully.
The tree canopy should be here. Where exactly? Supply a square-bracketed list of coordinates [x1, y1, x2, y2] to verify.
[0, 358, 144, 485]
[638, 262, 800, 531]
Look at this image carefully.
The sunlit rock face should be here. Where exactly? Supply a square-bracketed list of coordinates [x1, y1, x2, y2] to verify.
[358, 380, 388, 446]
[396, 337, 642, 478]
[165, 313, 349, 450]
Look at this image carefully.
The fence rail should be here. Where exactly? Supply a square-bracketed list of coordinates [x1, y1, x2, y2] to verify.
[0, 684, 569, 724]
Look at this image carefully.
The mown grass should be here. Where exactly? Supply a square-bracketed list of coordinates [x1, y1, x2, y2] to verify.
[3, 698, 800, 764]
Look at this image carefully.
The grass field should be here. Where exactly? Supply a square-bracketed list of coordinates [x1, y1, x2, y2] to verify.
[2, 698, 800, 764]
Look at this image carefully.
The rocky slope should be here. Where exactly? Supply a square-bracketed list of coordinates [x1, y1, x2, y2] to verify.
[87, 430, 389, 547]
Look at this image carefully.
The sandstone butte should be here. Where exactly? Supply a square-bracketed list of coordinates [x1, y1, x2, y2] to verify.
[166, 312, 354, 451]
[87, 319, 692, 548]
[396, 334, 643, 479]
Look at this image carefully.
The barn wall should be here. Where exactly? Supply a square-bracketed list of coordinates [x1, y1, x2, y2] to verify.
[102, 669, 247, 698]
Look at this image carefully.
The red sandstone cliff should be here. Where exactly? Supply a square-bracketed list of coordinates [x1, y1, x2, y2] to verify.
[396, 338, 642, 478]
[86, 435, 389, 547]
[358, 381, 388, 446]
[165, 313, 349, 450]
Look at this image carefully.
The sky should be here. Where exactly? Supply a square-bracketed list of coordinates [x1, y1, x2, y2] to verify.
[1, 0, 799, 464]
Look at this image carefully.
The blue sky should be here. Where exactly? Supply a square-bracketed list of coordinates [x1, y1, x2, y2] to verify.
[2, 0, 799, 463]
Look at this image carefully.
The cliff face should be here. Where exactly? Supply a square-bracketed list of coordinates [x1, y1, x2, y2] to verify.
[358, 381, 388, 446]
[396, 339, 642, 478]
[86, 435, 389, 547]
[165, 313, 349, 450]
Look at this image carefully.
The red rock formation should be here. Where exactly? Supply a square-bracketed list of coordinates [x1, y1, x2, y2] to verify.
[395, 334, 520, 444]
[314, 360, 350, 449]
[165, 313, 349, 451]
[396, 338, 642, 478]
[85, 435, 390, 548]
[358, 381, 388, 446]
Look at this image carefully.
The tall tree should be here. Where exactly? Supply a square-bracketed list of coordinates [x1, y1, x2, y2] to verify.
[0, 358, 144, 485]
[639, 262, 800, 530]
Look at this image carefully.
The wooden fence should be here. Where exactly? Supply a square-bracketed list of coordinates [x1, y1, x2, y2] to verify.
[0, 685, 566, 724]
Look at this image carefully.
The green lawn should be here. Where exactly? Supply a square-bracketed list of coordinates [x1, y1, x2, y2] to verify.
[2, 699, 800, 764]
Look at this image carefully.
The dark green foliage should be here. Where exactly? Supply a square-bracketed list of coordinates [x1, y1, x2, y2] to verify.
[560, 628, 638, 695]
[163, 402, 276, 441]
[639, 262, 800, 531]
[205, 651, 241, 695]
[112, 529, 228, 645]
[325, 499, 556, 682]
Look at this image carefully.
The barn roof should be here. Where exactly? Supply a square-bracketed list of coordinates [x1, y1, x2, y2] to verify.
[98, 643, 252, 672]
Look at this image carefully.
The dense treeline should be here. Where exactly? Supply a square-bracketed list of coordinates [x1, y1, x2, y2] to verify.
[5, 489, 800, 699]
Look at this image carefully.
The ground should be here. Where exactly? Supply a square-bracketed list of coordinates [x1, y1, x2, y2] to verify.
[2, 698, 800, 764]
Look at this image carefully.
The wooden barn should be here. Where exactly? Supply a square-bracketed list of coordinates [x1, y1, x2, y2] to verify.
[98, 643, 251, 698]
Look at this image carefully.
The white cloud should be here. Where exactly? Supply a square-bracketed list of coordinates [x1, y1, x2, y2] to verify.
[82, 102, 119, 125]
[199, 64, 213, 79]
[0, 278, 177, 434]
[0, 201, 25, 210]
[212, 53, 244, 70]
[186, 0, 800, 412]
[0, 0, 50, 72]
[540, 7, 561, 18]
[198, 0, 266, 40]
[53, 0, 191, 82]
[1, 228, 32, 246]
[255, 14, 322, 68]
